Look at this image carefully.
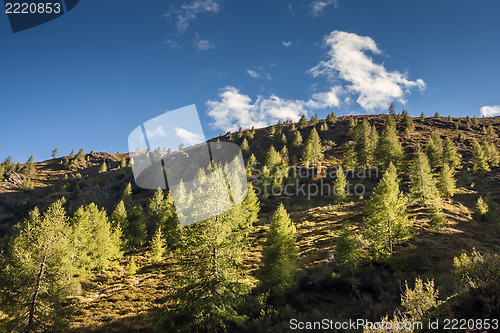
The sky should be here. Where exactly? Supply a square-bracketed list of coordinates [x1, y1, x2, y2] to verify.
[1, 0, 500, 162]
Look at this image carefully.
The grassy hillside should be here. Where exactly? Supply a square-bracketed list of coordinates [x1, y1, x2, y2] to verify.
[1, 114, 499, 332]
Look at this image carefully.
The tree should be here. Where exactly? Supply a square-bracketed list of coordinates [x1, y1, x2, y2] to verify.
[352, 119, 378, 167]
[442, 137, 462, 169]
[403, 111, 415, 134]
[0, 201, 74, 332]
[163, 166, 253, 331]
[482, 139, 500, 167]
[98, 162, 107, 173]
[25, 154, 35, 176]
[298, 114, 308, 129]
[258, 204, 298, 303]
[326, 112, 337, 123]
[388, 103, 396, 115]
[125, 206, 147, 249]
[401, 278, 440, 322]
[240, 137, 249, 153]
[438, 163, 456, 198]
[471, 139, 490, 172]
[334, 166, 347, 202]
[420, 112, 425, 120]
[150, 227, 166, 263]
[123, 182, 133, 207]
[335, 227, 362, 271]
[302, 127, 324, 168]
[425, 132, 443, 170]
[476, 197, 490, 221]
[52, 148, 58, 159]
[375, 117, 403, 170]
[409, 148, 440, 204]
[310, 113, 319, 126]
[363, 163, 412, 258]
[292, 130, 303, 149]
[434, 112, 440, 118]
[264, 145, 282, 169]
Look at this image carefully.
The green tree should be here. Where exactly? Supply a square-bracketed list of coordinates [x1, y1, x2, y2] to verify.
[150, 227, 166, 263]
[164, 166, 253, 331]
[442, 137, 462, 169]
[310, 113, 319, 126]
[409, 148, 440, 204]
[240, 137, 249, 153]
[25, 154, 35, 176]
[420, 111, 425, 120]
[126, 206, 147, 249]
[335, 227, 362, 271]
[364, 163, 412, 258]
[471, 139, 490, 172]
[98, 162, 107, 173]
[123, 182, 133, 207]
[0, 201, 74, 332]
[375, 117, 403, 170]
[438, 163, 456, 198]
[482, 139, 500, 167]
[352, 119, 378, 167]
[52, 148, 58, 159]
[334, 166, 348, 202]
[258, 204, 298, 303]
[302, 127, 324, 168]
[388, 102, 396, 115]
[476, 197, 490, 221]
[326, 112, 337, 123]
[401, 278, 440, 322]
[425, 132, 443, 170]
[298, 114, 308, 129]
[264, 145, 282, 169]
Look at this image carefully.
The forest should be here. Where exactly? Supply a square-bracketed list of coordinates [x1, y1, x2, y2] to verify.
[0, 109, 499, 332]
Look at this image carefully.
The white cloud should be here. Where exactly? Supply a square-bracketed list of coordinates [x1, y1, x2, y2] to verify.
[309, 0, 338, 17]
[207, 86, 341, 132]
[165, 0, 221, 34]
[246, 67, 272, 80]
[480, 105, 500, 117]
[310, 30, 425, 111]
[194, 33, 214, 51]
[175, 127, 205, 146]
[146, 126, 167, 139]
[282, 41, 293, 47]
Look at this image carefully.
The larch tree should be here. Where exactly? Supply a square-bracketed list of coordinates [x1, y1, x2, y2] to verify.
[334, 166, 348, 202]
[51, 148, 58, 159]
[123, 182, 133, 207]
[409, 148, 440, 204]
[298, 114, 308, 129]
[442, 137, 462, 169]
[126, 206, 147, 249]
[0, 200, 74, 333]
[438, 163, 456, 198]
[352, 119, 378, 167]
[164, 165, 255, 331]
[471, 139, 490, 172]
[375, 117, 403, 170]
[364, 163, 412, 259]
[302, 127, 324, 168]
[425, 132, 443, 170]
[482, 139, 500, 168]
[257, 204, 298, 303]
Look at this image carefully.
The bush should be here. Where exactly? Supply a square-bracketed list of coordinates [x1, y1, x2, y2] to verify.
[453, 249, 500, 290]
[126, 258, 137, 276]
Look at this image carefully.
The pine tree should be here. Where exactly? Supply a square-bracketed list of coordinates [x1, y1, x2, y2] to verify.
[409, 148, 440, 204]
[269, 126, 276, 135]
[163, 166, 253, 331]
[472, 139, 490, 172]
[302, 128, 324, 168]
[364, 163, 412, 258]
[98, 162, 107, 173]
[476, 197, 490, 221]
[126, 206, 147, 249]
[352, 119, 378, 167]
[326, 112, 337, 123]
[376, 117, 403, 170]
[335, 227, 362, 271]
[150, 227, 166, 263]
[26, 154, 35, 176]
[403, 111, 415, 134]
[265, 145, 282, 169]
[310, 113, 319, 126]
[123, 182, 133, 207]
[0, 200, 74, 332]
[472, 116, 479, 128]
[425, 132, 443, 170]
[298, 114, 308, 129]
[334, 166, 348, 202]
[420, 112, 425, 120]
[292, 130, 303, 149]
[111, 200, 127, 232]
[388, 103, 396, 115]
[438, 163, 456, 198]
[434, 112, 440, 118]
[258, 204, 298, 303]
[320, 122, 328, 131]
[486, 124, 496, 138]
[52, 148, 58, 159]
[482, 139, 500, 167]
[246, 153, 258, 179]
[442, 137, 462, 169]
[240, 137, 249, 153]
[69, 149, 75, 158]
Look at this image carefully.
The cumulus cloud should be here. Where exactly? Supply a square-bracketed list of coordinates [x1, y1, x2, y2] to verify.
[165, 0, 221, 34]
[194, 33, 214, 51]
[206, 86, 341, 132]
[146, 126, 167, 139]
[175, 127, 205, 146]
[282, 41, 292, 47]
[480, 105, 500, 117]
[310, 30, 425, 111]
[309, 0, 338, 17]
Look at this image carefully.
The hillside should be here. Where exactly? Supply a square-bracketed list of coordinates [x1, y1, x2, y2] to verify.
[1, 113, 499, 332]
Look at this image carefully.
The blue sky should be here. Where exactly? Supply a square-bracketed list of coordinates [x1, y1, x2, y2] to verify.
[1, 0, 500, 162]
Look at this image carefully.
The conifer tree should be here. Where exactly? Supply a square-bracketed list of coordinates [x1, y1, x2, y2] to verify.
[123, 182, 133, 207]
[409, 148, 440, 204]
[246, 153, 258, 179]
[420, 112, 425, 120]
[472, 116, 479, 128]
[334, 166, 348, 202]
[164, 166, 253, 331]
[403, 112, 415, 134]
[269, 126, 276, 135]
[298, 114, 308, 129]
[302, 128, 324, 168]
[240, 138, 249, 153]
[476, 197, 490, 221]
[148, 187, 166, 239]
[326, 112, 337, 123]
[388, 103, 396, 115]
[335, 227, 362, 271]
[364, 163, 412, 258]
[111, 200, 127, 233]
[486, 124, 496, 138]
[376, 117, 403, 170]
[482, 139, 500, 167]
[258, 204, 298, 302]
[26, 154, 35, 176]
[52, 148, 58, 159]
[442, 137, 462, 169]
[352, 119, 378, 167]
[438, 163, 456, 198]
[126, 206, 147, 249]
[150, 227, 166, 263]
[265, 145, 282, 169]
[292, 130, 303, 149]
[3, 155, 14, 173]
[320, 122, 328, 131]
[0, 201, 74, 332]
[310, 113, 319, 126]
[98, 162, 107, 173]
[69, 149, 75, 158]
[425, 132, 443, 170]
[472, 139, 490, 172]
